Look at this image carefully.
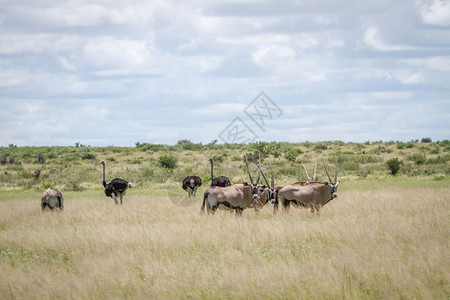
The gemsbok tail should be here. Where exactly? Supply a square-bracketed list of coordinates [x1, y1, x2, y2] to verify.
[200, 190, 209, 215]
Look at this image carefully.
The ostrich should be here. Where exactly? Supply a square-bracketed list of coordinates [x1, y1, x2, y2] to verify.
[100, 160, 133, 205]
[182, 176, 202, 197]
[41, 188, 64, 211]
[209, 158, 231, 187]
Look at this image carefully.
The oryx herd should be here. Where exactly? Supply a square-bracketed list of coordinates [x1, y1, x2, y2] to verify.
[199, 156, 340, 216]
[40, 155, 339, 216]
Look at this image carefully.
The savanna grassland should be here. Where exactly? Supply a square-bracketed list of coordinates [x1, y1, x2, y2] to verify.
[0, 140, 449, 299]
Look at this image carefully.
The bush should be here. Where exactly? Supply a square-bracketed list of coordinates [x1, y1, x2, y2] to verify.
[408, 153, 426, 165]
[314, 144, 328, 151]
[285, 148, 302, 162]
[158, 154, 177, 169]
[212, 154, 225, 163]
[372, 146, 392, 154]
[341, 161, 360, 171]
[177, 140, 203, 151]
[438, 139, 450, 146]
[81, 153, 96, 160]
[397, 142, 414, 149]
[386, 158, 403, 175]
[128, 158, 142, 164]
[421, 137, 432, 143]
[430, 147, 440, 154]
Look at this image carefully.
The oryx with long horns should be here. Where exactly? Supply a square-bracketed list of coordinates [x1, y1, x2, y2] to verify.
[200, 155, 263, 215]
[275, 158, 339, 214]
[253, 161, 276, 211]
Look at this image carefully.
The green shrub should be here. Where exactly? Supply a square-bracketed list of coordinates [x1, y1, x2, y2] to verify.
[426, 155, 449, 164]
[397, 142, 414, 149]
[212, 154, 225, 163]
[285, 148, 302, 162]
[357, 168, 370, 178]
[81, 153, 96, 160]
[201, 175, 212, 183]
[178, 140, 203, 151]
[314, 144, 328, 151]
[136, 143, 173, 152]
[128, 158, 142, 164]
[372, 146, 392, 154]
[141, 167, 154, 178]
[438, 139, 450, 146]
[408, 153, 426, 165]
[430, 147, 440, 154]
[159, 154, 177, 169]
[386, 158, 403, 175]
[341, 161, 360, 171]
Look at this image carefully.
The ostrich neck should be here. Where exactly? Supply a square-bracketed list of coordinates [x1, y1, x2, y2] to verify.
[102, 163, 106, 186]
[210, 160, 214, 180]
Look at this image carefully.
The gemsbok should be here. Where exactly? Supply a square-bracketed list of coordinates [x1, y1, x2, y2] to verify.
[275, 159, 339, 214]
[271, 161, 317, 214]
[253, 161, 276, 210]
[200, 156, 262, 215]
[41, 188, 64, 211]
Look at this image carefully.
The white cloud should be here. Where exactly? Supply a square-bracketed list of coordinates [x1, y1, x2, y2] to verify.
[314, 14, 337, 26]
[82, 37, 151, 68]
[420, 0, 450, 26]
[0, 69, 31, 87]
[394, 70, 426, 84]
[371, 91, 414, 99]
[323, 31, 344, 49]
[363, 26, 414, 51]
[192, 103, 247, 116]
[57, 56, 78, 71]
[0, 1, 449, 146]
[400, 56, 450, 71]
[252, 45, 296, 63]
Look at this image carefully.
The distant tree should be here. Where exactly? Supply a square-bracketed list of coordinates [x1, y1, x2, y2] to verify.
[177, 139, 191, 145]
[386, 158, 403, 175]
[421, 137, 432, 143]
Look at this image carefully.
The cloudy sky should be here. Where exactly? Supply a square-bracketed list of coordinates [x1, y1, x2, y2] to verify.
[1, 0, 449, 146]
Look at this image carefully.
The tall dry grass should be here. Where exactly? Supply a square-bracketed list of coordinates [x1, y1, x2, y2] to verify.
[0, 187, 449, 299]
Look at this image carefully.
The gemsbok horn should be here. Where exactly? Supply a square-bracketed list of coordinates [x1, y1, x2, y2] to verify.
[275, 158, 340, 214]
[200, 155, 262, 215]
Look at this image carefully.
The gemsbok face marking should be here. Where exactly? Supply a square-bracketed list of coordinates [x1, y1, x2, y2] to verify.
[322, 158, 340, 199]
[254, 160, 276, 208]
